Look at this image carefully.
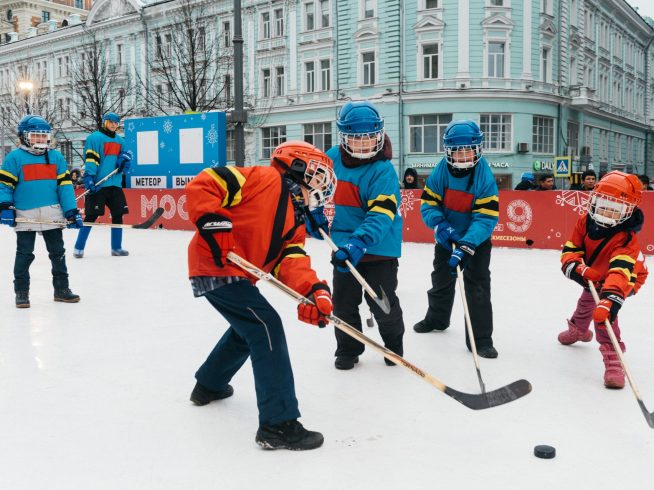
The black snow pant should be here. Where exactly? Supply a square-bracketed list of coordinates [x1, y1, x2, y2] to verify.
[422, 240, 494, 350]
[333, 258, 404, 358]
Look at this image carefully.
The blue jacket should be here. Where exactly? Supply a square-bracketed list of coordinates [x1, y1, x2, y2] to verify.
[0, 148, 76, 212]
[84, 129, 125, 188]
[420, 157, 499, 247]
[326, 145, 402, 258]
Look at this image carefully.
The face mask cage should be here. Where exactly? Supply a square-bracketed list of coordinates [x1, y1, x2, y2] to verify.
[303, 159, 337, 208]
[339, 129, 385, 159]
[444, 144, 482, 169]
[587, 192, 634, 227]
[23, 130, 52, 153]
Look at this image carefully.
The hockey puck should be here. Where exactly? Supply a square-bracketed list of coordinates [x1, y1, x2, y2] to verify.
[534, 444, 556, 459]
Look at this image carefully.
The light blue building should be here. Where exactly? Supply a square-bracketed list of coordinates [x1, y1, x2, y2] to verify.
[1, 0, 653, 189]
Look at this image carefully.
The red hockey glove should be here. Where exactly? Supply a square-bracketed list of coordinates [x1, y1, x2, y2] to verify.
[196, 213, 235, 268]
[297, 282, 332, 328]
[593, 291, 624, 324]
[563, 262, 602, 288]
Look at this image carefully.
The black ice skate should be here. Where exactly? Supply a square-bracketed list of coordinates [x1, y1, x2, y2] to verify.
[54, 288, 80, 303]
[190, 382, 234, 406]
[255, 420, 324, 451]
[334, 356, 359, 370]
[15, 291, 30, 309]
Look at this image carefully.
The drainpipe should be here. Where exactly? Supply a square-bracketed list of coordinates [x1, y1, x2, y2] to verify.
[139, 9, 150, 114]
[398, 0, 405, 178]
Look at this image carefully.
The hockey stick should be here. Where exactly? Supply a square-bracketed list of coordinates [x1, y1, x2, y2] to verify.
[318, 228, 391, 314]
[227, 251, 532, 410]
[75, 168, 120, 201]
[453, 244, 486, 394]
[588, 281, 654, 428]
[16, 207, 165, 230]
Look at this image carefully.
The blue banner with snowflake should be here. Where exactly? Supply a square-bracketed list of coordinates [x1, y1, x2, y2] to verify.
[122, 112, 227, 189]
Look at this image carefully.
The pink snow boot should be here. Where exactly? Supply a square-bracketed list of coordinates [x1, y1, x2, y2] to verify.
[599, 343, 626, 389]
[558, 319, 593, 345]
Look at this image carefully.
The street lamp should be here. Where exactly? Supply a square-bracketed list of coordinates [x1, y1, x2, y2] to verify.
[18, 80, 34, 115]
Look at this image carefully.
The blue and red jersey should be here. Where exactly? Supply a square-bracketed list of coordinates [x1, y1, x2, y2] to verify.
[83, 130, 125, 188]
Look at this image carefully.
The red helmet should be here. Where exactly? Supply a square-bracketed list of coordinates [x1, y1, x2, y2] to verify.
[587, 171, 642, 227]
[271, 141, 336, 206]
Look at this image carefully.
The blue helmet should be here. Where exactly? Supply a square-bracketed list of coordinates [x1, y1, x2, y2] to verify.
[521, 171, 535, 182]
[17, 115, 52, 154]
[102, 112, 120, 128]
[336, 101, 385, 159]
[442, 120, 484, 169]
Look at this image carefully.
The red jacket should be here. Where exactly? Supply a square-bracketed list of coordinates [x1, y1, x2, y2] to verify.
[186, 165, 322, 297]
[561, 214, 648, 297]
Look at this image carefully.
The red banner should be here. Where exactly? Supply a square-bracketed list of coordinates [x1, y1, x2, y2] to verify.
[87, 189, 654, 254]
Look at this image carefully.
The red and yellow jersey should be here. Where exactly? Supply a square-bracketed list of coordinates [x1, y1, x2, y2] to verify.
[561, 214, 648, 297]
[186, 165, 321, 297]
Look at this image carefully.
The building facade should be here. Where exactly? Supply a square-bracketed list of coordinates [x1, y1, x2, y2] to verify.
[0, 0, 652, 188]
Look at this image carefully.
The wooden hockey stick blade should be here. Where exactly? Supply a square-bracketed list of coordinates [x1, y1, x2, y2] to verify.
[444, 379, 532, 410]
[132, 207, 164, 229]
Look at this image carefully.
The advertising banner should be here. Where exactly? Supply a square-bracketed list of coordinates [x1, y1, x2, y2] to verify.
[122, 112, 227, 189]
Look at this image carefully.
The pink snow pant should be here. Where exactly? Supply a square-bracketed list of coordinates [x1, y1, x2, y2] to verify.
[570, 289, 622, 344]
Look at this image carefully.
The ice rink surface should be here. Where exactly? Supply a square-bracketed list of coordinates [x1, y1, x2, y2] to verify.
[1, 227, 653, 490]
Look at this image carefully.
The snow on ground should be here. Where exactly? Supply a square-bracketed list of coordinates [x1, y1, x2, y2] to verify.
[1, 227, 653, 490]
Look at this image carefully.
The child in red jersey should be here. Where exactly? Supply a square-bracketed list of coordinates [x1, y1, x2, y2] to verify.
[559, 171, 647, 388]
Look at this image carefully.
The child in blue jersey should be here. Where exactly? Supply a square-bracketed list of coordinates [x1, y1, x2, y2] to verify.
[327, 101, 405, 370]
[73, 112, 132, 258]
[0, 115, 83, 308]
[414, 120, 500, 358]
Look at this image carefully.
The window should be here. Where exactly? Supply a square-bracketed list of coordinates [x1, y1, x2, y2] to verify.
[275, 66, 285, 96]
[362, 52, 375, 86]
[117, 44, 123, 66]
[426, 0, 439, 8]
[542, 0, 552, 15]
[155, 84, 164, 107]
[409, 114, 452, 153]
[58, 57, 63, 77]
[480, 114, 512, 152]
[488, 42, 505, 77]
[117, 90, 125, 114]
[226, 130, 235, 161]
[320, 59, 330, 91]
[305, 61, 315, 92]
[262, 68, 271, 97]
[75, 0, 83, 8]
[42, 11, 50, 22]
[274, 8, 284, 37]
[566, 122, 579, 157]
[164, 34, 172, 58]
[614, 133, 622, 162]
[532, 116, 555, 154]
[261, 12, 271, 39]
[422, 44, 439, 79]
[320, 0, 330, 27]
[490, 0, 504, 5]
[569, 56, 577, 85]
[541, 47, 550, 83]
[262, 126, 287, 158]
[305, 2, 315, 30]
[363, 0, 375, 18]
[223, 21, 231, 47]
[570, 0, 577, 25]
[304, 122, 332, 152]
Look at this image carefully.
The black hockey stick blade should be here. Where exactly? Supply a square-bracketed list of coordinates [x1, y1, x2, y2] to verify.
[637, 400, 654, 428]
[133, 207, 164, 229]
[444, 379, 532, 410]
[375, 286, 392, 314]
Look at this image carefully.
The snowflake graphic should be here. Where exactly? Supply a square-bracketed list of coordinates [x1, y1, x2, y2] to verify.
[160, 142, 166, 149]
[555, 190, 589, 215]
[206, 124, 218, 146]
[399, 190, 421, 218]
[201, 113, 207, 120]
[163, 119, 173, 134]
[127, 122, 135, 133]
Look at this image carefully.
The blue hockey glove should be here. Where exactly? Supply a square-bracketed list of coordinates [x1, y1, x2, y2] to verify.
[0, 203, 16, 227]
[303, 206, 329, 240]
[64, 209, 84, 229]
[332, 236, 367, 273]
[82, 174, 98, 195]
[115, 150, 133, 173]
[435, 220, 461, 248]
[448, 243, 475, 275]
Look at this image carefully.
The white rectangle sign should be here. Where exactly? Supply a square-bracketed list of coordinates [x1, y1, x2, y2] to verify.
[179, 127, 204, 164]
[136, 131, 159, 165]
[173, 175, 195, 189]
[131, 176, 167, 188]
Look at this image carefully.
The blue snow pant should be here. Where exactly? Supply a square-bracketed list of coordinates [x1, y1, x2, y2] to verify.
[195, 280, 301, 426]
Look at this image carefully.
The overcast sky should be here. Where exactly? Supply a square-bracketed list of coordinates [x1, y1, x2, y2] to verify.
[626, 0, 654, 20]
